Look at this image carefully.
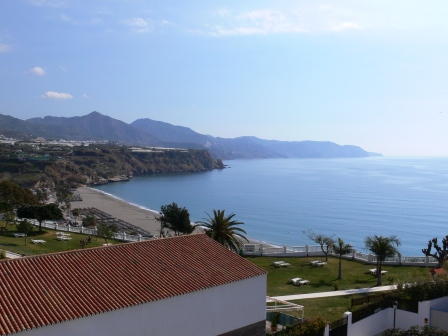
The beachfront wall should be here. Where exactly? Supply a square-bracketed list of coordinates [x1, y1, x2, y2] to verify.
[343, 297, 448, 336]
[20, 274, 267, 336]
[242, 244, 438, 267]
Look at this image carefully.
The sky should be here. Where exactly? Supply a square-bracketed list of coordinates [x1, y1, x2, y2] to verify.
[1, 0, 448, 156]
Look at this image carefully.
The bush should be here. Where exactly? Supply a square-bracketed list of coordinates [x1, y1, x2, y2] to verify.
[382, 325, 448, 335]
[275, 317, 327, 336]
[16, 219, 34, 234]
[0, 249, 6, 259]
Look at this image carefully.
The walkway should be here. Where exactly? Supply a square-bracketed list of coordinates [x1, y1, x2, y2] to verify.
[272, 285, 397, 301]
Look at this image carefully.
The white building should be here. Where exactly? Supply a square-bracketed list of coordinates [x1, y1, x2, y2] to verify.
[0, 234, 267, 336]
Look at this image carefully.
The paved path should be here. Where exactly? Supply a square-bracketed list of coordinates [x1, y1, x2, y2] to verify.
[272, 285, 397, 301]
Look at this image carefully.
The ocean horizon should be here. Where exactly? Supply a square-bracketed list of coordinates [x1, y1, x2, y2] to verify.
[93, 157, 448, 256]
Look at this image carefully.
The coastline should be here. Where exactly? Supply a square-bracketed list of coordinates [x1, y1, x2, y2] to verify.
[71, 187, 161, 237]
[71, 186, 275, 247]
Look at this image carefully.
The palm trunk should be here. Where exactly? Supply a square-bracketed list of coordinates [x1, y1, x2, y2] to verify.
[377, 262, 382, 286]
[338, 256, 342, 279]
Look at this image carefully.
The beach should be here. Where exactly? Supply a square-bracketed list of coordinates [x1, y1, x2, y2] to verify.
[71, 187, 161, 237]
[70, 186, 265, 245]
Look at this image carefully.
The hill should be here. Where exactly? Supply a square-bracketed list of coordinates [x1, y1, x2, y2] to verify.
[0, 112, 381, 159]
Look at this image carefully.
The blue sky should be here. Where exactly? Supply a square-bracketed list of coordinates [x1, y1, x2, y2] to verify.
[1, 0, 447, 156]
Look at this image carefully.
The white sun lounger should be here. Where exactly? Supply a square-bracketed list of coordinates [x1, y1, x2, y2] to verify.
[31, 239, 46, 244]
[273, 261, 291, 267]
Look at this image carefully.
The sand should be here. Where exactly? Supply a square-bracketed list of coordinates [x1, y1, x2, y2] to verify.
[70, 187, 161, 237]
[70, 186, 269, 246]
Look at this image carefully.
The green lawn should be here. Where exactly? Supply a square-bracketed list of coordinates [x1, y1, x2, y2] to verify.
[247, 256, 431, 322]
[0, 225, 122, 256]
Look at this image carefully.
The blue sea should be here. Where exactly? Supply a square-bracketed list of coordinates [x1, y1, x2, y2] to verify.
[93, 157, 448, 256]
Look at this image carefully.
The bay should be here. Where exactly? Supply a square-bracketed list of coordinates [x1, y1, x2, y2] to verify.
[93, 157, 448, 256]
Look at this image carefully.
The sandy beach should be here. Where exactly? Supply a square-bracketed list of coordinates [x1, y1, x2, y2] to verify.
[71, 187, 161, 237]
[70, 186, 270, 246]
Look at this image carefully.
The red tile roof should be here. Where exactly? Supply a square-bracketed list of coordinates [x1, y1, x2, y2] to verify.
[0, 234, 266, 335]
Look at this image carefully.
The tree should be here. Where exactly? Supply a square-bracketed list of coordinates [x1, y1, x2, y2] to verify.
[82, 215, 96, 228]
[303, 229, 335, 261]
[55, 185, 71, 206]
[72, 208, 80, 224]
[0, 180, 38, 207]
[35, 189, 48, 204]
[422, 235, 448, 268]
[17, 203, 63, 232]
[16, 219, 34, 246]
[97, 222, 118, 243]
[195, 210, 248, 252]
[364, 235, 401, 286]
[0, 202, 13, 235]
[159, 202, 194, 236]
[333, 237, 352, 279]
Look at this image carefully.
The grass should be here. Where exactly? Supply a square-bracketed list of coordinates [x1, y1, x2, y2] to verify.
[0, 224, 122, 256]
[0, 224, 432, 323]
[246, 256, 431, 322]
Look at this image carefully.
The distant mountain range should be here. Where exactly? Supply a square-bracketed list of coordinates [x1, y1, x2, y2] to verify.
[0, 112, 381, 159]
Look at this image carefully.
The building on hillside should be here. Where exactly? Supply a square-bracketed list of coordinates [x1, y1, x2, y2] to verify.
[0, 234, 267, 336]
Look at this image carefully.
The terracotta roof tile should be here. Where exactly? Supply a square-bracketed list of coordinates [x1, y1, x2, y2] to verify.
[0, 234, 266, 335]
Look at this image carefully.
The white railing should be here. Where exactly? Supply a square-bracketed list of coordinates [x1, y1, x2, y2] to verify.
[242, 243, 438, 267]
[23, 218, 150, 243]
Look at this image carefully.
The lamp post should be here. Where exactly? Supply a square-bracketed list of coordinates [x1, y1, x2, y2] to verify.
[392, 301, 398, 329]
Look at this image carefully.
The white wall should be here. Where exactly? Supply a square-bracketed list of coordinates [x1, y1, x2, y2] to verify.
[346, 309, 393, 336]
[21, 274, 266, 336]
[346, 298, 448, 336]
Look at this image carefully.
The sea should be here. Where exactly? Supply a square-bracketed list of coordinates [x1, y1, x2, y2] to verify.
[92, 157, 448, 256]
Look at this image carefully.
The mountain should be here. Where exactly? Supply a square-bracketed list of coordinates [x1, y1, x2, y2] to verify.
[27, 112, 161, 145]
[131, 118, 378, 159]
[0, 112, 381, 159]
[131, 118, 282, 159]
[244, 137, 372, 158]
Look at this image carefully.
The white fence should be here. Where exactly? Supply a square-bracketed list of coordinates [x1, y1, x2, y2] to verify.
[24, 219, 148, 243]
[242, 243, 438, 267]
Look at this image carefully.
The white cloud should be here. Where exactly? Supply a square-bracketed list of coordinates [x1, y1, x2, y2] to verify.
[29, 0, 66, 8]
[195, 3, 374, 37]
[207, 9, 307, 36]
[30, 67, 46, 76]
[0, 44, 12, 53]
[42, 91, 73, 100]
[121, 18, 152, 33]
[330, 22, 363, 31]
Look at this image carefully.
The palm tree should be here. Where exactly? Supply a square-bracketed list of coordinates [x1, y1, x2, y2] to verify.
[333, 237, 352, 279]
[195, 210, 249, 252]
[364, 235, 401, 286]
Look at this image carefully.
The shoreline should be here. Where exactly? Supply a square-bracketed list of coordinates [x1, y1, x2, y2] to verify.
[71, 187, 161, 237]
[71, 186, 276, 247]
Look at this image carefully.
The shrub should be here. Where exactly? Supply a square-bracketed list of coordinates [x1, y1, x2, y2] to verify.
[382, 325, 448, 335]
[275, 317, 327, 336]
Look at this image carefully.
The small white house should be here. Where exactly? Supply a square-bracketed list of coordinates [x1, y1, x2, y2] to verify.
[0, 234, 267, 336]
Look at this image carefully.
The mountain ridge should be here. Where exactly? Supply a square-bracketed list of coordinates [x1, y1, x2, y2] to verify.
[0, 112, 381, 159]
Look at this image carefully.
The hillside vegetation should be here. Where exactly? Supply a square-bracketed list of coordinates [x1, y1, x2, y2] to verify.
[0, 142, 224, 188]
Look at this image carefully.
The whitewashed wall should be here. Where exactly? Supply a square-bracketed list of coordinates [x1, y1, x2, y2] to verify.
[20, 274, 266, 336]
[345, 297, 448, 336]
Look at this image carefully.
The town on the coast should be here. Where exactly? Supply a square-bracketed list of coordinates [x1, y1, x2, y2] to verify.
[0, 133, 447, 336]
